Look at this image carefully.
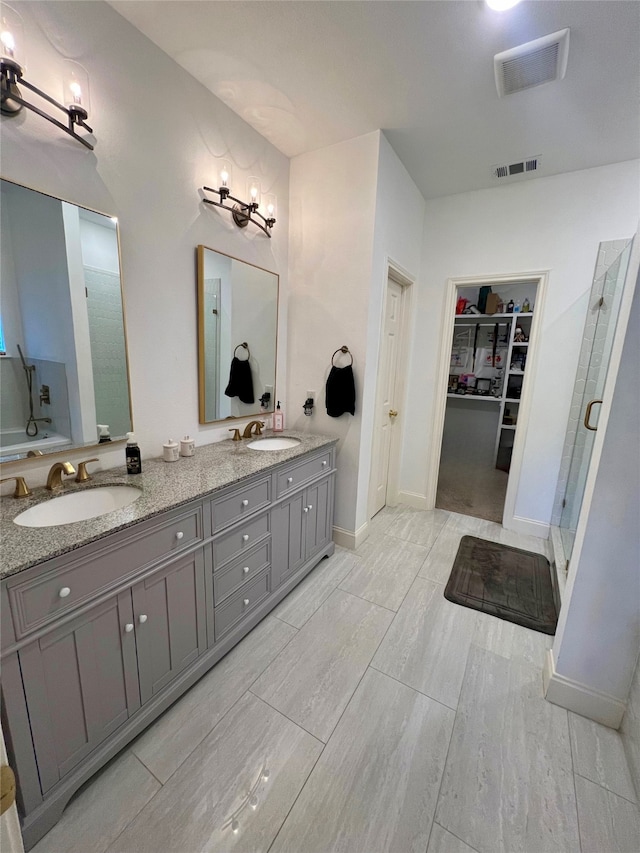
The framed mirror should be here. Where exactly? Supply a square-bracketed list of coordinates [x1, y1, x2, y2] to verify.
[0, 178, 132, 463]
[197, 246, 278, 424]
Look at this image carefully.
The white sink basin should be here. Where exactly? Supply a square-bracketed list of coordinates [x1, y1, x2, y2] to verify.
[247, 437, 301, 451]
[14, 486, 142, 528]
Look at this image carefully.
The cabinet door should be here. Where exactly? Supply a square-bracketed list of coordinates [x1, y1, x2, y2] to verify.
[19, 591, 140, 793]
[304, 477, 333, 559]
[132, 550, 207, 705]
[271, 491, 306, 589]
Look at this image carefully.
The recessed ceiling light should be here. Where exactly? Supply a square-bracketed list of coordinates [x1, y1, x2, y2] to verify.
[486, 0, 523, 11]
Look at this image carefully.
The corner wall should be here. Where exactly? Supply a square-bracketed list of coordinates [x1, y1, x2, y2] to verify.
[403, 161, 640, 530]
[0, 0, 289, 489]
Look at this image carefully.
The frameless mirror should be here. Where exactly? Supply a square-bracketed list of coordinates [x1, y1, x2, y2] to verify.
[197, 246, 278, 424]
[0, 179, 132, 463]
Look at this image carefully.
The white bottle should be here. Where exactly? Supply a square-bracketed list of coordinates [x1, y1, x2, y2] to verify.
[179, 435, 195, 457]
[163, 439, 179, 462]
[273, 401, 284, 432]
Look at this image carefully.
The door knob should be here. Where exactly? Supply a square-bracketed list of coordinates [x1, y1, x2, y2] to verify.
[389, 409, 398, 418]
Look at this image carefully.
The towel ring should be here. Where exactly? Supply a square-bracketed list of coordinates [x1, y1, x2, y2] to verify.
[234, 342, 251, 360]
[332, 345, 353, 366]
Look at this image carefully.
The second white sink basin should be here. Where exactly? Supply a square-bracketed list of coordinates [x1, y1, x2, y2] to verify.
[247, 437, 301, 451]
[14, 486, 142, 528]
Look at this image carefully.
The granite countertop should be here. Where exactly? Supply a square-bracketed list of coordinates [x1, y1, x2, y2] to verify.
[0, 431, 337, 579]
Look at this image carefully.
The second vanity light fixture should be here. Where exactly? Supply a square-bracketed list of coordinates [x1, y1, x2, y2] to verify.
[0, 5, 94, 150]
[203, 162, 276, 237]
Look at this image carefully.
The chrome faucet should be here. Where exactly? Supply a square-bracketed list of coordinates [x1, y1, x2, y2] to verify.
[242, 420, 265, 439]
[46, 461, 76, 491]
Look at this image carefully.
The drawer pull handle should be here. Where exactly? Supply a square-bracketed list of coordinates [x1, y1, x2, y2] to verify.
[242, 534, 249, 542]
[243, 566, 250, 574]
[58, 587, 71, 598]
[242, 499, 249, 507]
[303, 507, 309, 513]
[322, 460, 327, 467]
[287, 477, 293, 484]
[139, 614, 148, 624]
[308, 504, 313, 510]
[243, 598, 250, 606]
[124, 623, 134, 633]
[175, 531, 184, 540]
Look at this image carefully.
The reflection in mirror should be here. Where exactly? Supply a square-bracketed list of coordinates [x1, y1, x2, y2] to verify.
[0, 179, 132, 462]
[197, 246, 278, 424]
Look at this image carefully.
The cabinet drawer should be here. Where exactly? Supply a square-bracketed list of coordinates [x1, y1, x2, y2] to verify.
[213, 542, 270, 605]
[275, 451, 333, 498]
[211, 477, 271, 532]
[7, 506, 203, 639]
[212, 512, 270, 569]
[214, 570, 270, 640]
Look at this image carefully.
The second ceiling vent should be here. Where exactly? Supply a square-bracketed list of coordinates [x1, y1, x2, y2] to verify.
[494, 28, 570, 97]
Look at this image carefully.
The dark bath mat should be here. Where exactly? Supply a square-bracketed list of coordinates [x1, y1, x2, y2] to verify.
[444, 536, 558, 635]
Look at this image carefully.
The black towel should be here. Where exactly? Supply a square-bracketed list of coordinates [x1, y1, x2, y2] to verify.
[326, 365, 356, 417]
[225, 357, 254, 404]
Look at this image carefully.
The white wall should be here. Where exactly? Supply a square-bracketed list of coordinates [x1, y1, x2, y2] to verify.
[402, 160, 640, 529]
[288, 130, 425, 537]
[0, 0, 289, 489]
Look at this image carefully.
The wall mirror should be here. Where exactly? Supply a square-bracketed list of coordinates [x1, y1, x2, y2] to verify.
[0, 178, 132, 463]
[197, 245, 278, 424]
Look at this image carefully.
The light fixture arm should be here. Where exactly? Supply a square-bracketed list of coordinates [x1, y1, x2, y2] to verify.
[1, 60, 94, 150]
[202, 185, 276, 238]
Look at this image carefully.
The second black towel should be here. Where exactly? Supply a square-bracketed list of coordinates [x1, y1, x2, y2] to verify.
[326, 364, 356, 417]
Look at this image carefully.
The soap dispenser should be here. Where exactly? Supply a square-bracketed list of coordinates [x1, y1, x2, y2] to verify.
[125, 433, 142, 474]
[273, 401, 284, 432]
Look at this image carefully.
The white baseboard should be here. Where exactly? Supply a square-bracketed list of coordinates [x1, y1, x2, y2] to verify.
[505, 514, 550, 539]
[397, 491, 430, 510]
[333, 522, 369, 551]
[543, 650, 626, 729]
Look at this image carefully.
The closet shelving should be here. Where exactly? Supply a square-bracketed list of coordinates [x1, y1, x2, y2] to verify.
[448, 310, 534, 472]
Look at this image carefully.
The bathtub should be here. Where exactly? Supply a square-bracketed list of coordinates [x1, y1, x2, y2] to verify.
[0, 429, 72, 459]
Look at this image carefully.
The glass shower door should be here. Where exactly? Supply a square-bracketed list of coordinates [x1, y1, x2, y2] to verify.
[558, 242, 632, 561]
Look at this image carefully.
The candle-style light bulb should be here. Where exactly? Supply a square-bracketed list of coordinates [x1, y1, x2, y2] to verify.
[246, 177, 261, 211]
[63, 61, 91, 119]
[0, 5, 25, 69]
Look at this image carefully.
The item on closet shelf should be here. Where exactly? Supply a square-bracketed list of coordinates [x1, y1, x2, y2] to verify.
[506, 299, 515, 313]
[513, 302, 521, 313]
[478, 286, 492, 314]
[179, 436, 195, 457]
[522, 298, 531, 313]
[326, 346, 356, 417]
[225, 343, 254, 404]
[448, 375, 459, 392]
[465, 305, 481, 315]
[514, 326, 528, 342]
[273, 401, 284, 432]
[485, 293, 500, 314]
[476, 378, 491, 395]
[125, 433, 142, 475]
[97, 424, 111, 443]
[456, 297, 468, 314]
[163, 439, 179, 462]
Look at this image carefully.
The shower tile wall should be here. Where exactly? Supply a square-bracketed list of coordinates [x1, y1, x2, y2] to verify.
[85, 267, 130, 438]
[0, 358, 28, 429]
[31, 358, 71, 440]
[551, 239, 632, 526]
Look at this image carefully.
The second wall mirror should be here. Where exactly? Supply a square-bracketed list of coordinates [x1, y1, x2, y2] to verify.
[197, 246, 278, 424]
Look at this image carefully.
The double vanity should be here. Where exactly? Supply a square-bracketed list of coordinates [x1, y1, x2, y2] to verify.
[0, 432, 336, 849]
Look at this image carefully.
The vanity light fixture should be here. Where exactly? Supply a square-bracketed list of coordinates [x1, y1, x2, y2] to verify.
[0, 6, 94, 150]
[203, 163, 276, 237]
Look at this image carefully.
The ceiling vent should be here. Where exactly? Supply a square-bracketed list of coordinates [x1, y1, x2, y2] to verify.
[494, 29, 570, 97]
[492, 156, 541, 180]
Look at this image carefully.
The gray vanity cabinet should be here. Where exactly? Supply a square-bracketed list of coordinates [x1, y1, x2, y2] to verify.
[1, 442, 336, 850]
[17, 590, 140, 794]
[132, 550, 207, 703]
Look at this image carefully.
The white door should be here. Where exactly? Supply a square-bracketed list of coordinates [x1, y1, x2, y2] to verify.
[369, 278, 403, 517]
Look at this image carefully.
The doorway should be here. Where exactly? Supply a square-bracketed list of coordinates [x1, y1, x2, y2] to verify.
[434, 275, 544, 525]
[369, 264, 413, 519]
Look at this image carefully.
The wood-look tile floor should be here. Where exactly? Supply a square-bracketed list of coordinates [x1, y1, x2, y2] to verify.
[30, 508, 639, 853]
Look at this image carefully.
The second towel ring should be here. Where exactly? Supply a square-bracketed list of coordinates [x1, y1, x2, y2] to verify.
[234, 342, 251, 360]
[332, 345, 353, 366]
